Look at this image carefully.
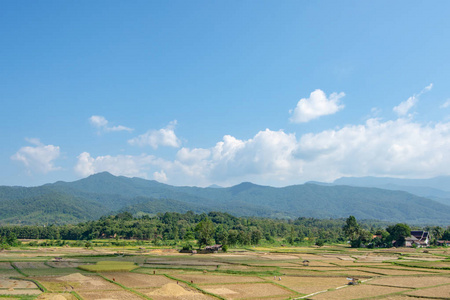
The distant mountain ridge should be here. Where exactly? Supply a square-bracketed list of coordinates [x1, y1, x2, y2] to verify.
[332, 176, 450, 206]
[1, 172, 449, 225]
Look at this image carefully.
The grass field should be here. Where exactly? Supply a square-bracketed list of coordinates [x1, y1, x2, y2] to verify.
[0, 244, 448, 299]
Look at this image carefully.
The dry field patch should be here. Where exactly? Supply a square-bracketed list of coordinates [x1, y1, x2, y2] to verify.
[0, 278, 38, 289]
[202, 282, 295, 299]
[144, 283, 214, 299]
[176, 274, 265, 284]
[372, 296, 433, 300]
[354, 267, 437, 276]
[310, 284, 407, 299]
[367, 275, 450, 288]
[145, 258, 223, 266]
[0, 264, 12, 270]
[46, 262, 81, 268]
[330, 260, 360, 266]
[323, 270, 376, 277]
[266, 275, 348, 294]
[0, 289, 42, 296]
[35, 293, 78, 300]
[404, 284, 450, 299]
[248, 262, 297, 267]
[102, 273, 173, 288]
[401, 256, 445, 261]
[77, 290, 145, 299]
[36, 273, 121, 292]
[354, 256, 399, 263]
[262, 254, 300, 260]
[298, 254, 323, 260]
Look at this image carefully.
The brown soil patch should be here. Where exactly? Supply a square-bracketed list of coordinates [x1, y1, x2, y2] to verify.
[176, 274, 265, 284]
[0, 278, 38, 289]
[263, 254, 300, 260]
[330, 260, 361, 266]
[202, 282, 295, 299]
[300, 261, 335, 267]
[324, 270, 376, 277]
[77, 290, 144, 299]
[148, 283, 196, 296]
[310, 284, 407, 299]
[268, 275, 348, 294]
[35, 293, 77, 300]
[378, 297, 435, 300]
[58, 273, 90, 281]
[37, 273, 120, 292]
[352, 255, 398, 262]
[321, 254, 355, 261]
[102, 273, 173, 288]
[355, 267, 438, 276]
[367, 276, 450, 288]
[143, 283, 215, 299]
[405, 284, 450, 298]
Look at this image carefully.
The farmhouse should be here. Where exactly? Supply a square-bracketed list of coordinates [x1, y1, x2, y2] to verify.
[405, 230, 430, 247]
[436, 240, 450, 247]
[204, 244, 223, 253]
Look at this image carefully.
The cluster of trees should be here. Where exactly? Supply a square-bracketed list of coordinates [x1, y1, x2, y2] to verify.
[343, 215, 450, 248]
[1, 211, 448, 249]
[0, 231, 18, 249]
[0, 211, 350, 247]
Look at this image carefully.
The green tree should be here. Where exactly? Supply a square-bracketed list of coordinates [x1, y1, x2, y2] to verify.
[343, 215, 364, 247]
[387, 223, 411, 246]
[343, 216, 360, 241]
[431, 226, 444, 240]
[195, 217, 215, 247]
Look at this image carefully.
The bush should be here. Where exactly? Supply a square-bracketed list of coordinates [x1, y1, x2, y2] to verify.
[315, 239, 325, 247]
[181, 242, 193, 251]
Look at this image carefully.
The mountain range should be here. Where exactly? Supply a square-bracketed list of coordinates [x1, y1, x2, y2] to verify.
[0, 172, 449, 225]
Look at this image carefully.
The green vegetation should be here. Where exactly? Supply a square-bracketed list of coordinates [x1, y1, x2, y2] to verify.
[79, 261, 138, 272]
[1, 212, 448, 251]
[1, 172, 449, 225]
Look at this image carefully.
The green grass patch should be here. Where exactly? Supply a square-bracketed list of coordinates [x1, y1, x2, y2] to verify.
[392, 259, 450, 270]
[0, 295, 37, 300]
[78, 261, 138, 272]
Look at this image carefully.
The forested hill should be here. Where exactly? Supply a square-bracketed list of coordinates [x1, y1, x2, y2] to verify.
[1, 172, 449, 225]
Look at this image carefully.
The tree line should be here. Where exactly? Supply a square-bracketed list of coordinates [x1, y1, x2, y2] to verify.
[0, 211, 449, 249]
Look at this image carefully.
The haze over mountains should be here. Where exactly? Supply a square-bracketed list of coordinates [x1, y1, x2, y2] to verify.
[0, 172, 449, 225]
[331, 176, 450, 206]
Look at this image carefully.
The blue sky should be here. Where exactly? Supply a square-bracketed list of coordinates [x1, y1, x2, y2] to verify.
[2, 1, 450, 187]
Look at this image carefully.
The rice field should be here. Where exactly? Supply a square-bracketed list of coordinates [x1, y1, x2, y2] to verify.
[0, 244, 448, 299]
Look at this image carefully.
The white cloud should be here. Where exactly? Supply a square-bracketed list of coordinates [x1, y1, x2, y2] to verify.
[296, 117, 450, 181]
[153, 170, 168, 182]
[74, 116, 450, 186]
[74, 152, 155, 178]
[393, 96, 418, 116]
[289, 89, 345, 123]
[74, 84, 450, 187]
[441, 99, 450, 108]
[89, 115, 133, 132]
[11, 139, 61, 174]
[393, 83, 433, 116]
[128, 120, 181, 149]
